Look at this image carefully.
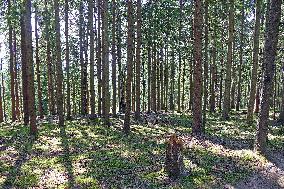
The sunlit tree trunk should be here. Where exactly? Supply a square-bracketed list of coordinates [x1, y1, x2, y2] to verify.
[255, 0, 281, 153]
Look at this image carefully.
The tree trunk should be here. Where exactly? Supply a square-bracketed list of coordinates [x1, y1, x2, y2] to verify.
[255, 0, 282, 154]
[97, 0, 102, 116]
[0, 61, 4, 122]
[202, 0, 208, 129]
[135, 0, 142, 119]
[102, 0, 110, 125]
[192, 0, 203, 134]
[8, 0, 16, 122]
[210, 41, 216, 112]
[124, 0, 134, 134]
[247, 0, 262, 122]
[54, 0, 64, 126]
[13, 30, 20, 120]
[45, 0, 55, 115]
[65, 0, 71, 119]
[22, 0, 37, 135]
[88, 0, 95, 116]
[35, 6, 43, 119]
[170, 51, 175, 111]
[111, 0, 117, 117]
[222, 0, 234, 120]
[236, 0, 245, 111]
[79, 2, 87, 115]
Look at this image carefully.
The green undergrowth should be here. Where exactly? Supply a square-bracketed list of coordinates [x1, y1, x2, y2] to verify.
[0, 112, 283, 188]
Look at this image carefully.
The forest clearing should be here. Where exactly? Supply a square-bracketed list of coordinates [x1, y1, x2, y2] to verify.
[0, 0, 283, 188]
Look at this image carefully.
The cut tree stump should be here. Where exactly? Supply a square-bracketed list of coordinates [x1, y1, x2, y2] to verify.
[165, 134, 185, 180]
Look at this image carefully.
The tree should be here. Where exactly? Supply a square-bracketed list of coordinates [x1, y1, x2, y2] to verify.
[124, 0, 134, 134]
[135, 0, 142, 120]
[54, 0, 64, 126]
[255, 0, 282, 153]
[102, 0, 110, 125]
[21, 0, 37, 135]
[247, 0, 262, 122]
[111, 0, 117, 117]
[35, 5, 43, 119]
[8, 0, 16, 122]
[236, 0, 245, 111]
[192, 0, 203, 134]
[65, 0, 71, 120]
[222, 0, 234, 120]
[79, 1, 88, 115]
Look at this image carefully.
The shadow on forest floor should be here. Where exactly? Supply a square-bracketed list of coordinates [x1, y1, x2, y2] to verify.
[0, 112, 283, 188]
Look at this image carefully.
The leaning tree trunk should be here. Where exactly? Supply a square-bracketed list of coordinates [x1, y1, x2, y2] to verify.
[255, 0, 282, 154]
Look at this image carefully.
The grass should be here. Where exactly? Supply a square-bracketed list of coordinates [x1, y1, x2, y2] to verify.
[0, 112, 283, 188]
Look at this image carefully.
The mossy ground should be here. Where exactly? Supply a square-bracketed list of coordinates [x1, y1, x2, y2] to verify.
[0, 112, 283, 188]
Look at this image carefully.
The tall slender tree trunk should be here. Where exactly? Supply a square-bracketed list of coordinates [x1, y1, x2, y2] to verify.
[170, 51, 175, 111]
[97, 0, 102, 116]
[124, 0, 134, 134]
[8, 0, 16, 122]
[210, 41, 216, 112]
[13, 30, 20, 119]
[35, 6, 43, 119]
[247, 0, 262, 122]
[45, 0, 55, 115]
[89, 0, 95, 116]
[135, 0, 142, 119]
[255, 0, 282, 153]
[111, 0, 117, 117]
[151, 47, 157, 112]
[0, 60, 4, 122]
[54, 0, 64, 126]
[192, 0, 203, 134]
[222, 0, 234, 120]
[102, 0, 110, 125]
[79, 1, 87, 115]
[202, 0, 208, 130]
[22, 0, 37, 135]
[147, 46, 151, 112]
[65, 0, 71, 119]
[236, 0, 245, 111]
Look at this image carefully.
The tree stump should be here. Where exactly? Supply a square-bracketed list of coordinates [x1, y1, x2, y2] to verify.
[165, 134, 184, 180]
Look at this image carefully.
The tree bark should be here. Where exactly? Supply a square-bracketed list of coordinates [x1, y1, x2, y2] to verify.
[35, 6, 43, 119]
[135, 0, 142, 119]
[22, 0, 37, 135]
[124, 0, 134, 134]
[89, 0, 95, 116]
[247, 0, 262, 122]
[102, 0, 110, 125]
[192, 0, 203, 134]
[54, 0, 64, 126]
[255, 0, 282, 153]
[222, 0, 234, 120]
[8, 0, 16, 122]
[65, 0, 71, 119]
[236, 0, 245, 111]
[111, 0, 117, 117]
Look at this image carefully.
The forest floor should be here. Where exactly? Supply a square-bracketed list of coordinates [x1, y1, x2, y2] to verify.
[0, 111, 283, 189]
